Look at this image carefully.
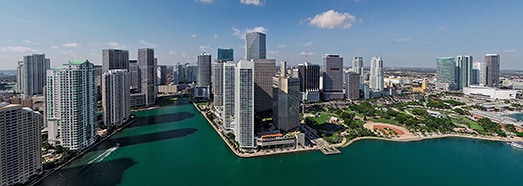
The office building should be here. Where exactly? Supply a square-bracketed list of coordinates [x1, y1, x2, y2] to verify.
[245, 32, 266, 60]
[370, 56, 384, 92]
[297, 62, 320, 102]
[46, 60, 97, 150]
[272, 76, 300, 132]
[222, 62, 236, 130]
[212, 62, 224, 108]
[138, 48, 156, 106]
[185, 64, 198, 83]
[234, 60, 255, 150]
[218, 48, 234, 62]
[197, 53, 212, 87]
[16, 61, 23, 93]
[352, 57, 364, 83]
[102, 69, 130, 127]
[322, 54, 344, 101]
[19, 54, 50, 97]
[485, 54, 500, 88]
[436, 57, 456, 90]
[472, 62, 487, 86]
[157, 65, 167, 85]
[253, 59, 276, 112]
[102, 49, 129, 73]
[129, 60, 140, 91]
[456, 55, 473, 90]
[345, 71, 361, 99]
[175, 63, 185, 84]
[94, 65, 102, 100]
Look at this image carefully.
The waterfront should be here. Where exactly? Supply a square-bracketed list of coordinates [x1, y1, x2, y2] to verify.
[37, 99, 523, 186]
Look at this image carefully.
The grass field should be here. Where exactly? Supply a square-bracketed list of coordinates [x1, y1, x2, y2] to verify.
[313, 112, 335, 125]
[453, 115, 484, 131]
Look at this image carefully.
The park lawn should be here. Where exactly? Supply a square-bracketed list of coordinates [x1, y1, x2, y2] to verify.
[454, 115, 485, 131]
[370, 118, 399, 125]
[314, 112, 334, 125]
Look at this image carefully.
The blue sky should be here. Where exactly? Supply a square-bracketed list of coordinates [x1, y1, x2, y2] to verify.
[0, 0, 522, 70]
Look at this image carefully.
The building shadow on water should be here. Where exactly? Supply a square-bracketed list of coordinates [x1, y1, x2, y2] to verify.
[128, 112, 195, 128]
[89, 128, 198, 152]
[36, 157, 136, 186]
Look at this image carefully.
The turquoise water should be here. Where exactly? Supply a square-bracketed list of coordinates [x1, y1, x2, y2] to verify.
[38, 99, 523, 186]
[509, 113, 523, 121]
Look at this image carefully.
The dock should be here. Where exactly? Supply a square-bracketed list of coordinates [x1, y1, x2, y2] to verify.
[320, 146, 341, 155]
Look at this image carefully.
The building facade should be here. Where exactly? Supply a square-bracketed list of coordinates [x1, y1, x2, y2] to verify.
[456, 55, 473, 90]
[212, 62, 224, 108]
[370, 56, 384, 92]
[222, 62, 236, 130]
[129, 60, 141, 91]
[297, 62, 320, 102]
[322, 54, 344, 101]
[45, 60, 97, 150]
[436, 57, 456, 90]
[197, 53, 212, 87]
[102, 69, 131, 127]
[20, 54, 50, 97]
[217, 48, 234, 62]
[472, 61, 487, 86]
[138, 48, 157, 106]
[352, 57, 364, 83]
[0, 103, 42, 186]
[253, 59, 276, 112]
[102, 49, 129, 73]
[272, 76, 300, 131]
[485, 54, 500, 88]
[234, 60, 255, 150]
[344, 71, 361, 99]
[245, 32, 266, 60]
[157, 65, 167, 85]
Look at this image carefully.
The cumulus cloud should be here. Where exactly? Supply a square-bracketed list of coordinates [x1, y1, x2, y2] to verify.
[0, 46, 39, 53]
[304, 10, 356, 29]
[300, 52, 314, 56]
[139, 40, 158, 47]
[394, 38, 411, 42]
[23, 40, 38, 45]
[107, 42, 126, 49]
[240, 0, 264, 6]
[192, 34, 198, 38]
[63, 42, 81, 48]
[232, 26, 268, 39]
[196, 0, 213, 4]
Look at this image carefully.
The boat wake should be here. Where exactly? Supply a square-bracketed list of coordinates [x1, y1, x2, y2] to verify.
[87, 143, 120, 164]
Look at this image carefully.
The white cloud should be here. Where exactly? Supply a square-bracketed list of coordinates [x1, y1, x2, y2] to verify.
[232, 26, 268, 39]
[240, 0, 264, 6]
[213, 34, 219, 39]
[51, 45, 59, 49]
[267, 50, 279, 55]
[199, 45, 211, 52]
[276, 44, 286, 48]
[394, 38, 411, 42]
[503, 49, 517, 53]
[0, 46, 39, 53]
[62, 42, 81, 48]
[300, 52, 314, 56]
[139, 40, 158, 47]
[107, 42, 126, 49]
[196, 0, 213, 4]
[192, 34, 198, 38]
[304, 10, 356, 29]
[304, 41, 314, 47]
[169, 51, 176, 55]
[23, 40, 38, 45]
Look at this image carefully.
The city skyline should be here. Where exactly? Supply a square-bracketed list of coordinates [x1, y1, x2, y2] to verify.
[0, 0, 522, 70]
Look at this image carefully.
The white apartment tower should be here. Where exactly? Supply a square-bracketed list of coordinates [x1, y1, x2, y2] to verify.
[46, 60, 97, 150]
[102, 69, 131, 127]
[0, 103, 42, 186]
[370, 56, 384, 92]
[352, 57, 364, 83]
[212, 61, 224, 109]
[222, 62, 236, 130]
[234, 60, 255, 150]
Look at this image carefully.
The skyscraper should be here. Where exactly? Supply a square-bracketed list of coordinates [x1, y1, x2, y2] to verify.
[46, 60, 97, 150]
[129, 60, 141, 91]
[20, 54, 50, 97]
[185, 64, 198, 83]
[138, 48, 156, 106]
[102, 69, 130, 127]
[102, 49, 129, 73]
[16, 61, 23, 93]
[157, 65, 167, 85]
[485, 54, 500, 88]
[322, 54, 344, 101]
[212, 62, 224, 108]
[370, 56, 384, 92]
[272, 76, 300, 132]
[197, 53, 212, 87]
[245, 32, 266, 60]
[222, 62, 236, 130]
[217, 48, 234, 62]
[455, 55, 473, 90]
[472, 62, 487, 86]
[344, 71, 361, 100]
[235, 60, 255, 150]
[436, 57, 456, 90]
[253, 59, 276, 112]
[352, 57, 364, 83]
[0, 103, 42, 186]
[297, 62, 320, 102]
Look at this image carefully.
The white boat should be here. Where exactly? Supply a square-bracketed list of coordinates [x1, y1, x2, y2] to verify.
[508, 142, 523, 149]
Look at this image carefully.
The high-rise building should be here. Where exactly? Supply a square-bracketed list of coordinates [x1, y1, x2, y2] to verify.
[0, 103, 42, 186]
[455, 55, 473, 90]
[245, 32, 266, 60]
[16, 61, 23, 93]
[352, 57, 364, 83]
[472, 62, 487, 86]
[212, 62, 224, 108]
[222, 62, 236, 130]
[485, 54, 500, 88]
[157, 65, 167, 85]
[436, 57, 456, 90]
[234, 60, 255, 150]
[217, 48, 234, 62]
[197, 53, 212, 87]
[102, 69, 130, 127]
[185, 64, 198, 83]
[138, 48, 156, 106]
[46, 60, 97, 150]
[370, 56, 384, 92]
[20, 54, 50, 97]
[94, 65, 103, 100]
[344, 71, 361, 100]
[252, 59, 276, 112]
[175, 63, 185, 83]
[102, 49, 129, 73]
[297, 62, 320, 102]
[322, 54, 344, 101]
[129, 60, 141, 91]
[272, 76, 300, 132]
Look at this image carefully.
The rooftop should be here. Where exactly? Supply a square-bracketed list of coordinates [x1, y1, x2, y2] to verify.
[69, 59, 89, 65]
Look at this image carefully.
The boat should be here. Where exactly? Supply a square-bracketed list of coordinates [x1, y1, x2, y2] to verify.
[508, 142, 523, 149]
